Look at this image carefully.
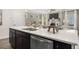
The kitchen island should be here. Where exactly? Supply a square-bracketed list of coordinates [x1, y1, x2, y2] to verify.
[9, 26, 79, 49]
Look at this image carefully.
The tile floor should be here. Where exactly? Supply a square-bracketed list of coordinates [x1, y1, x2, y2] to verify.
[0, 38, 12, 49]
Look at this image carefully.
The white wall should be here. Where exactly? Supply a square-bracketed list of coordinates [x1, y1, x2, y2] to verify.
[0, 9, 25, 39]
[12, 9, 25, 26]
[26, 9, 50, 14]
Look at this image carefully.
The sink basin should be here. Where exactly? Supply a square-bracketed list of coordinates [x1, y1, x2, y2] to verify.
[23, 28, 38, 31]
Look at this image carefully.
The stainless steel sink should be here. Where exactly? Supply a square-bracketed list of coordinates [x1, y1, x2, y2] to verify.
[23, 28, 38, 31]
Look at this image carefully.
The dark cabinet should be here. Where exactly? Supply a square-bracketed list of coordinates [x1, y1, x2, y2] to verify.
[15, 31, 22, 49]
[15, 30, 30, 49]
[9, 28, 16, 48]
[53, 40, 71, 49]
[9, 28, 30, 49]
[22, 36, 30, 49]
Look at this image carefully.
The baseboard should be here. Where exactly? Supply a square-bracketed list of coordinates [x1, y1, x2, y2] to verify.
[0, 36, 9, 40]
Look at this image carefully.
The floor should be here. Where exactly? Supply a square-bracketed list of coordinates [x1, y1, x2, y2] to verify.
[0, 38, 12, 49]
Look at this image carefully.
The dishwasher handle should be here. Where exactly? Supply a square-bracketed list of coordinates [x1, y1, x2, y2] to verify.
[31, 35, 53, 43]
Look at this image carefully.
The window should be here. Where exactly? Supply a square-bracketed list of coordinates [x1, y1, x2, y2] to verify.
[67, 10, 75, 29]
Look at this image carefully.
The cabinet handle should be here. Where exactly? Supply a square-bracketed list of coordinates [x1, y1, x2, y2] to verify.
[31, 38, 45, 42]
[31, 36, 52, 43]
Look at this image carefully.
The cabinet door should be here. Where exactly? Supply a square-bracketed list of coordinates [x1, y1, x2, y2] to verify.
[16, 35, 22, 49]
[9, 29, 16, 48]
[53, 41, 71, 49]
[15, 31, 23, 49]
[22, 37, 30, 49]
[15, 30, 30, 49]
[22, 32, 30, 49]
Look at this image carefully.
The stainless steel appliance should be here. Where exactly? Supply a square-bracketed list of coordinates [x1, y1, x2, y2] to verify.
[30, 35, 53, 49]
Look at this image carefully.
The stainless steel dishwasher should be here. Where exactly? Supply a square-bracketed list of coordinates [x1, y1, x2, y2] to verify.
[30, 35, 53, 49]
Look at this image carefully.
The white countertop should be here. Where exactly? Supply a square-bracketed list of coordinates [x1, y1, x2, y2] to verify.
[10, 26, 79, 45]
